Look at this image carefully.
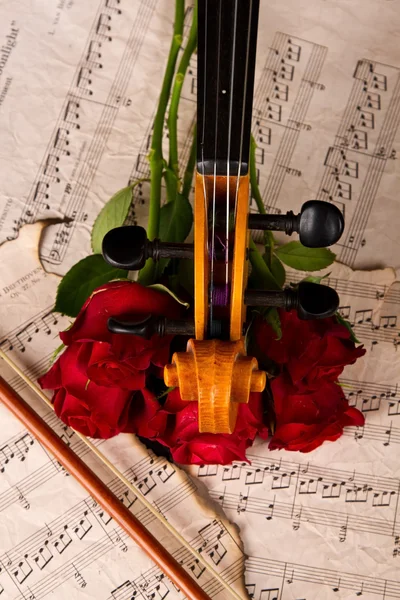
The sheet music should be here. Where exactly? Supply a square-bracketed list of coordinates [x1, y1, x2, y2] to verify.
[187, 263, 400, 598]
[0, 223, 246, 599]
[1, 0, 400, 598]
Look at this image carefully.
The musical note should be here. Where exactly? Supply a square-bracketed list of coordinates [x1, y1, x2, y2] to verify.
[105, 0, 122, 13]
[12, 555, 33, 584]
[156, 463, 175, 483]
[77, 66, 93, 94]
[73, 563, 87, 588]
[96, 13, 112, 40]
[384, 423, 392, 446]
[237, 491, 249, 514]
[111, 581, 138, 600]
[15, 486, 30, 510]
[54, 127, 70, 155]
[299, 476, 322, 495]
[266, 497, 275, 521]
[260, 588, 279, 600]
[137, 471, 157, 495]
[32, 540, 53, 570]
[118, 489, 137, 509]
[73, 511, 93, 540]
[292, 510, 301, 531]
[209, 539, 227, 565]
[339, 517, 348, 543]
[272, 471, 294, 489]
[0, 444, 14, 473]
[64, 100, 81, 129]
[53, 526, 73, 554]
[245, 468, 264, 485]
[43, 154, 60, 181]
[222, 464, 241, 481]
[14, 433, 34, 461]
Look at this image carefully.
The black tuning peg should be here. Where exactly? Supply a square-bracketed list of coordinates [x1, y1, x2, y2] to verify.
[245, 282, 339, 320]
[107, 314, 195, 338]
[102, 226, 194, 271]
[248, 200, 344, 247]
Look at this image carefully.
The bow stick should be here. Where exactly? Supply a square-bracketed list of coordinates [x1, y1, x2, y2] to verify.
[0, 365, 214, 600]
[0, 349, 244, 600]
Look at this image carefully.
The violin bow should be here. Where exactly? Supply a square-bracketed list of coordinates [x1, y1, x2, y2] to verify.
[0, 348, 245, 600]
[103, 0, 344, 435]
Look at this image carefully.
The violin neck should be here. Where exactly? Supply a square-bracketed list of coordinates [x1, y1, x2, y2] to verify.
[197, 0, 260, 177]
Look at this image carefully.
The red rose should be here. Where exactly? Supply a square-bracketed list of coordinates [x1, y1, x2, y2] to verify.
[39, 341, 165, 439]
[255, 311, 365, 390]
[61, 280, 179, 345]
[52, 281, 179, 391]
[269, 374, 364, 452]
[150, 388, 269, 465]
[39, 281, 181, 438]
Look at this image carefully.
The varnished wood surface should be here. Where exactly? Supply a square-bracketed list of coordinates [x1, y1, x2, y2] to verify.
[230, 174, 250, 341]
[194, 172, 209, 340]
[165, 339, 266, 434]
[0, 375, 211, 600]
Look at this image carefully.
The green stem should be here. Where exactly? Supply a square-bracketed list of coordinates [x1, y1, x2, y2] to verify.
[182, 123, 197, 198]
[168, 2, 198, 191]
[250, 135, 274, 268]
[139, 0, 185, 286]
[249, 238, 280, 291]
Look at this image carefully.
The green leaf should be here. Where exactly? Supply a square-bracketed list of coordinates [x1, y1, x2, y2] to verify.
[91, 185, 136, 254]
[54, 255, 126, 317]
[148, 283, 190, 309]
[302, 272, 331, 284]
[156, 193, 193, 277]
[270, 255, 286, 288]
[263, 307, 282, 340]
[157, 386, 175, 401]
[275, 241, 335, 272]
[178, 258, 194, 298]
[159, 193, 193, 242]
[336, 312, 360, 344]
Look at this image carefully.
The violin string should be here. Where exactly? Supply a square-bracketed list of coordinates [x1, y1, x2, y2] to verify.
[200, 1, 209, 336]
[234, 0, 254, 217]
[226, 0, 239, 294]
[209, 0, 223, 330]
[0, 348, 245, 600]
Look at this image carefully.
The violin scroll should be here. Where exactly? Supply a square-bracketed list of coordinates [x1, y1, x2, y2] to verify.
[164, 339, 266, 434]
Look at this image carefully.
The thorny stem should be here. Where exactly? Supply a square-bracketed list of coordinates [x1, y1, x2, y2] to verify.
[167, 1, 198, 199]
[139, 0, 185, 286]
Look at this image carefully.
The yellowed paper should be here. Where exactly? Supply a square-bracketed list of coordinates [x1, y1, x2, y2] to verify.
[1, 0, 400, 598]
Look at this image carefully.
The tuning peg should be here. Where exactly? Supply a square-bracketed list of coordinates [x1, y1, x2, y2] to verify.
[245, 282, 339, 320]
[248, 200, 344, 247]
[102, 226, 194, 270]
[107, 314, 195, 338]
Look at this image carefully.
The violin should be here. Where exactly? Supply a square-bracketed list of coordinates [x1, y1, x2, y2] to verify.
[102, 0, 344, 434]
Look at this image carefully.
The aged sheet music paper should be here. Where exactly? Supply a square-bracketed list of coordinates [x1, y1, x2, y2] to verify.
[1, 0, 400, 598]
[0, 223, 247, 599]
